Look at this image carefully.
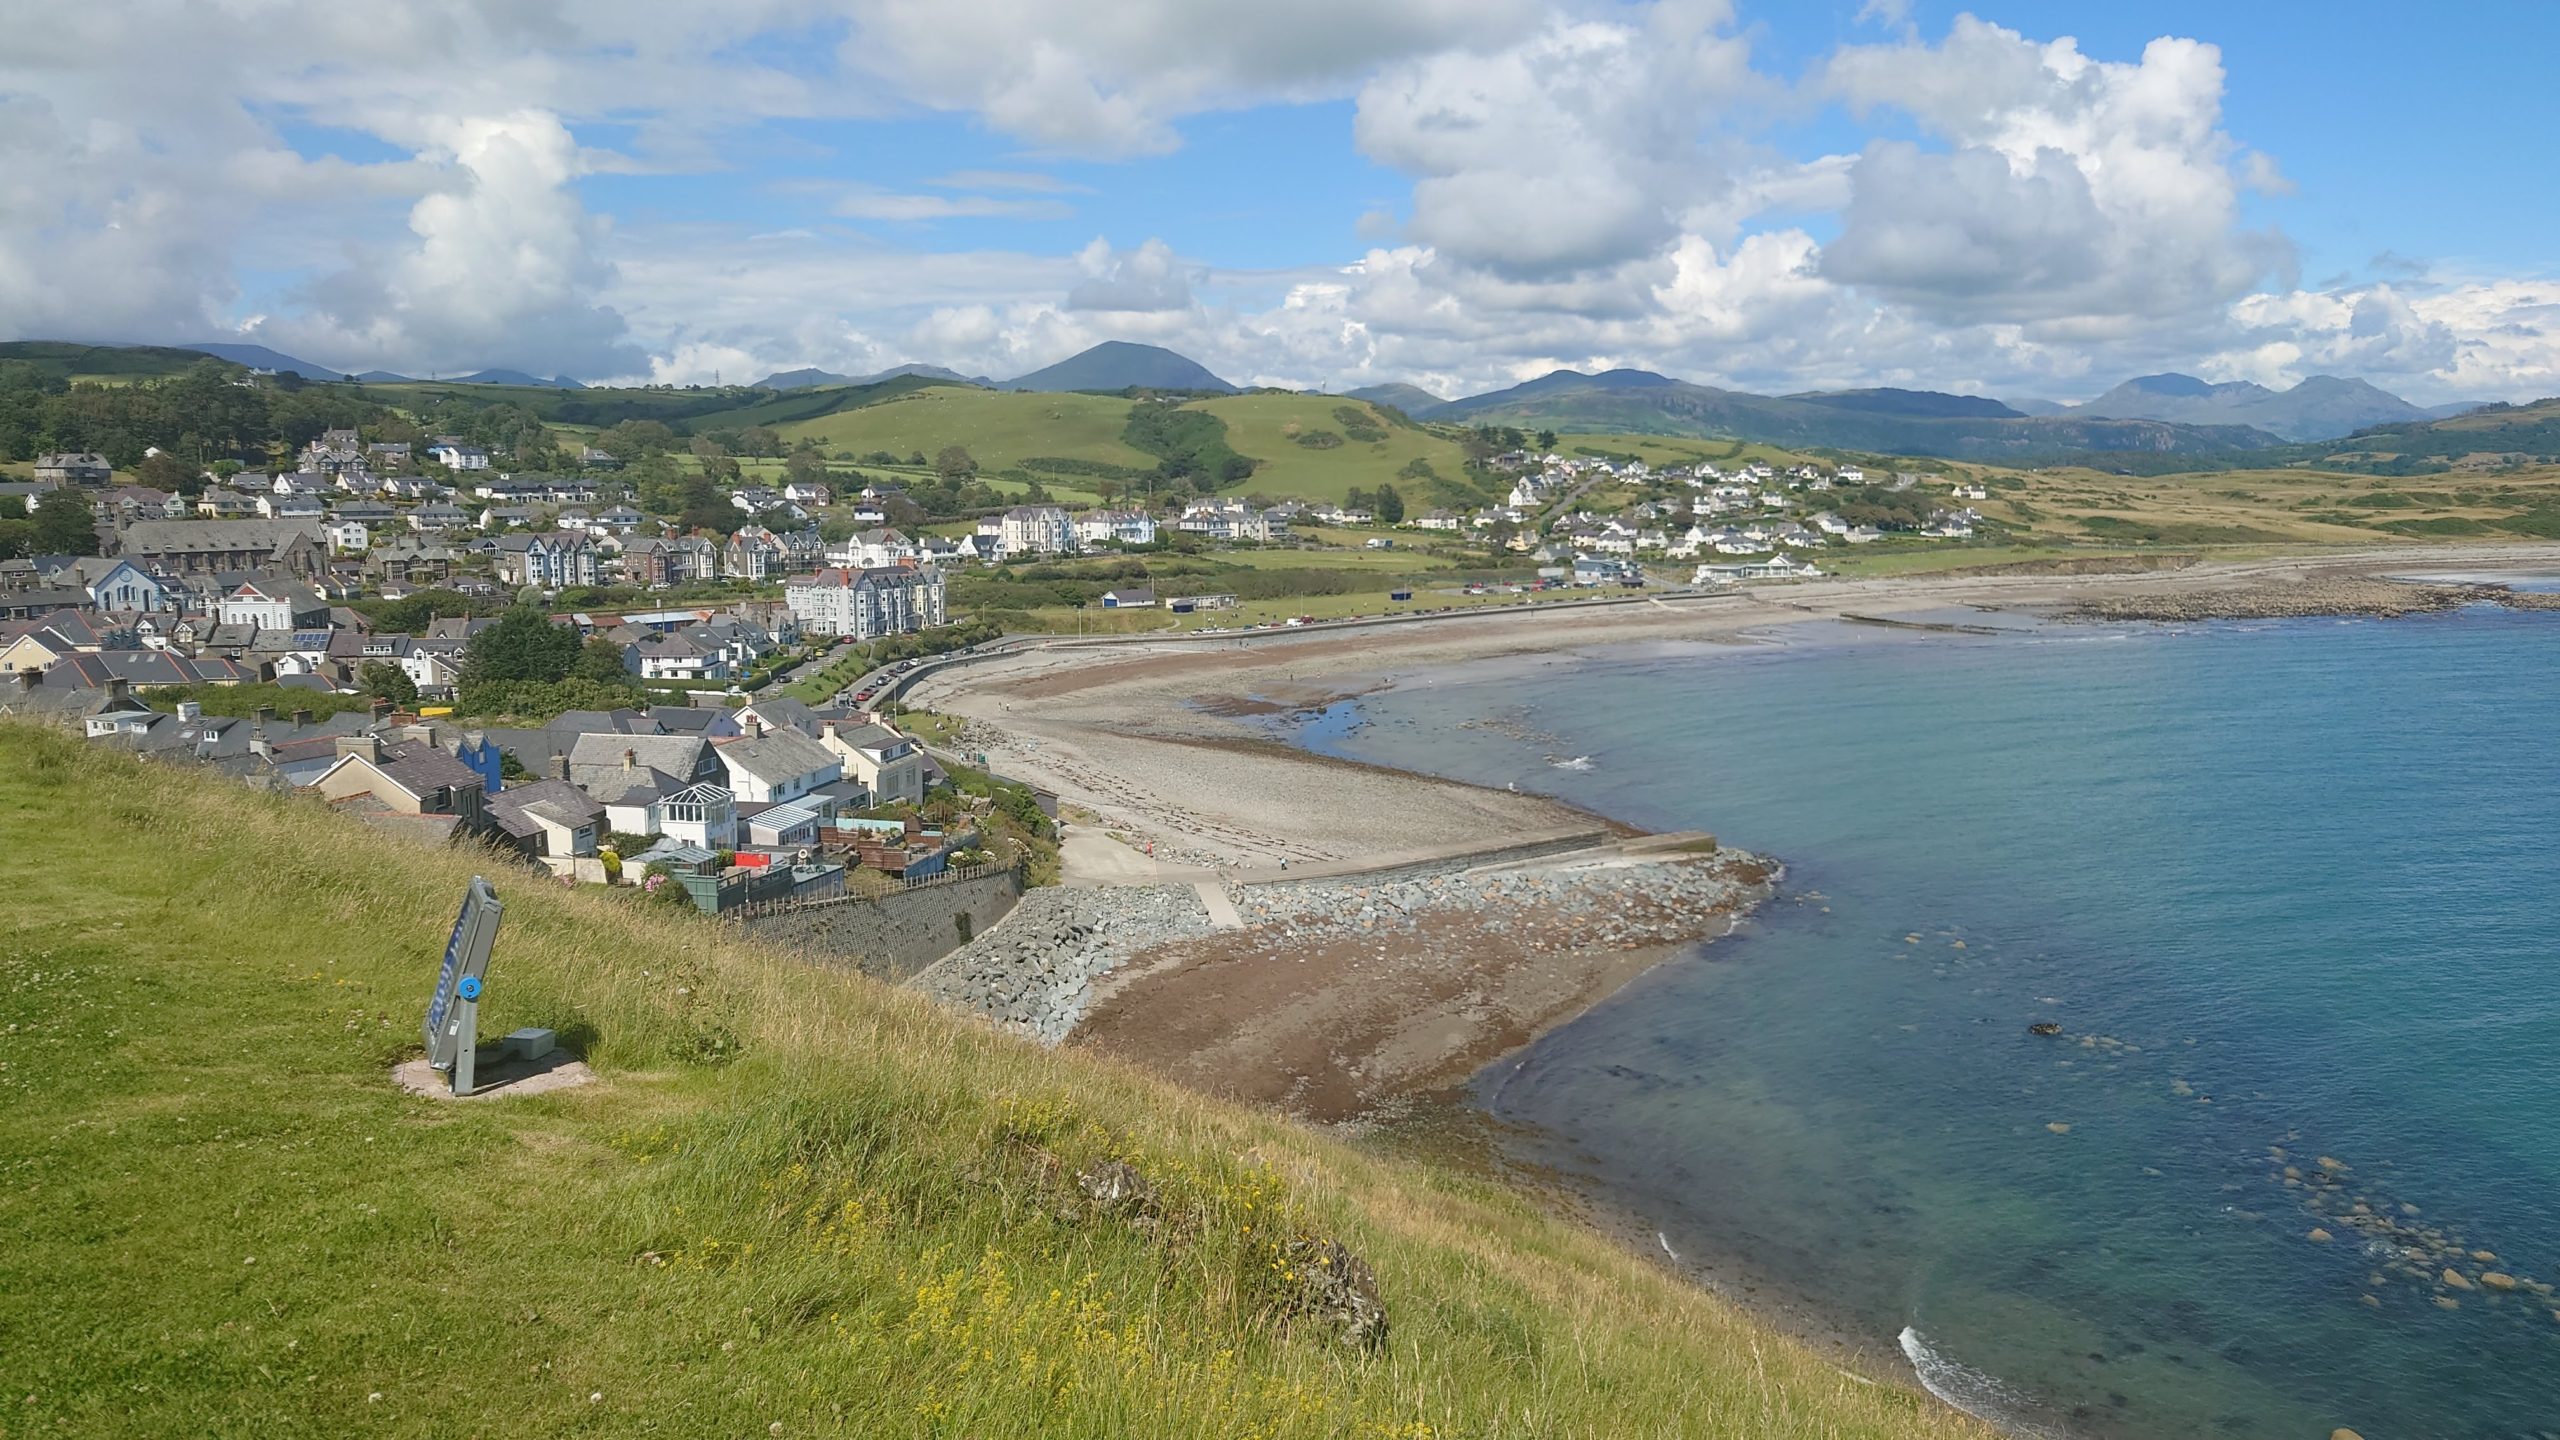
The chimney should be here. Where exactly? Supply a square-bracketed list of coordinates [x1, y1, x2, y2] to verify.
[291, 708, 312, 729]
[16, 666, 37, 688]
[820, 720, 837, 743]
[623, 747, 636, 773]
[548, 752, 570, 782]
[254, 704, 275, 727]
[743, 714, 763, 740]
[176, 700, 202, 723]
[336, 733, 384, 763]
[370, 698, 392, 720]
[107, 676, 130, 706]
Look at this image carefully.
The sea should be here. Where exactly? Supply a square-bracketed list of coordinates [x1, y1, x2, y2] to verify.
[1284, 598, 2560, 1439]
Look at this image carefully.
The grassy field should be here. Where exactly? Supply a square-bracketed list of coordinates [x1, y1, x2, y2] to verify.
[1974, 462, 2560, 547]
[0, 727, 1977, 1438]
[776, 387, 1157, 477]
[1197, 395, 1472, 505]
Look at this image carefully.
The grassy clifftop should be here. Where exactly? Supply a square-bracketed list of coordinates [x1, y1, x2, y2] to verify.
[0, 726, 1979, 1438]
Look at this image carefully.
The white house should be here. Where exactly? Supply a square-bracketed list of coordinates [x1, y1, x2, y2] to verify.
[1074, 509, 1158, 548]
[783, 564, 946, 639]
[428, 442, 491, 471]
[996, 505, 1076, 559]
[715, 722, 842, 805]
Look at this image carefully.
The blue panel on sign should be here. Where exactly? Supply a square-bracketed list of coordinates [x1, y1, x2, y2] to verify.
[457, 975, 481, 1000]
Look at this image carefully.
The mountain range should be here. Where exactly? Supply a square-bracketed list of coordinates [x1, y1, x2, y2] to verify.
[2068, 372, 2482, 441]
[757, 363, 993, 390]
[1420, 368, 2277, 461]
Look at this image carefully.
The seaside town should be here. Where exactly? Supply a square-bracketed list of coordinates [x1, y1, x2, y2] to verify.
[0, 391, 2020, 974]
[23, 7, 2560, 1439]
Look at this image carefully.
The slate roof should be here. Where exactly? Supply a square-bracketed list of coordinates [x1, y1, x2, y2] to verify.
[486, 779, 606, 839]
[715, 728, 838, 787]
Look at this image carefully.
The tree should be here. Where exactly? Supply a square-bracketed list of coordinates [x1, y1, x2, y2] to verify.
[134, 451, 198, 493]
[29, 496, 99, 556]
[460, 605, 582, 688]
[574, 635, 632, 684]
[737, 425, 784, 458]
[1536, 429, 1557, 452]
[1373, 484, 1407, 524]
[935, 445, 977, 481]
[358, 660, 419, 708]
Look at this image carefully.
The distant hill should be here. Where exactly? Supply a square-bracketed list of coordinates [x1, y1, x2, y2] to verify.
[1345, 382, 1449, 416]
[1005, 341, 1235, 394]
[2282, 395, 2560, 471]
[178, 341, 354, 379]
[1435, 368, 2276, 461]
[449, 369, 585, 390]
[0, 341, 225, 381]
[2003, 398, 2071, 416]
[1785, 387, 2023, 420]
[354, 370, 416, 384]
[2070, 372, 2436, 442]
[757, 363, 990, 390]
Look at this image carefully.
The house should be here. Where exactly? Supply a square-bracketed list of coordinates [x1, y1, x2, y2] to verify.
[484, 779, 605, 863]
[996, 505, 1075, 559]
[829, 527, 919, 570]
[1074, 509, 1158, 548]
[492, 532, 601, 591]
[309, 733, 488, 827]
[322, 518, 372, 554]
[714, 720, 842, 805]
[655, 782, 738, 850]
[119, 520, 327, 580]
[366, 539, 456, 587]
[723, 527, 784, 582]
[1098, 587, 1156, 609]
[783, 565, 946, 639]
[1694, 555, 1824, 583]
[217, 580, 329, 631]
[577, 446, 621, 469]
[1411, 509, 1465, 532]
[624, 629, 721, 681]
[1176, 499, 1281, 543]
[818, 720, 926, 807]
[81, 559, 177, 614]
[428, 442, 491, 471]
[1950, 482, 1988, 501]
[32, 453, 112, 484]
[782, 481, 833, 507]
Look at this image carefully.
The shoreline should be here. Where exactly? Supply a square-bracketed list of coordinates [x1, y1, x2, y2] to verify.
[898, 540, 2560, 1422]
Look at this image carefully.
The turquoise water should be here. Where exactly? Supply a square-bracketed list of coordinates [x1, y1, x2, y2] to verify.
[1294, 608, 2560, 1438]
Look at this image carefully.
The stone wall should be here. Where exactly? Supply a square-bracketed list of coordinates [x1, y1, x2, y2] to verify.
[739, 868, 1024, 981]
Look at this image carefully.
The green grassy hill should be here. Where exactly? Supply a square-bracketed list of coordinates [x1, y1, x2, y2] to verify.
[0, 727, 1983, 1437]
[0, 340, 224, 383]
[776, 386, 1160, 477]
[1196, 395, 1470, 504]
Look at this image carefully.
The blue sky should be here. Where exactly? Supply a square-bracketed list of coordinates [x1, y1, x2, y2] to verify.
[4, 1, 2554, 401]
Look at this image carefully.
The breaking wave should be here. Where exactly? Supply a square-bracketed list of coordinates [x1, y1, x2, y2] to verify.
[1898, 1327, 2061, 1439]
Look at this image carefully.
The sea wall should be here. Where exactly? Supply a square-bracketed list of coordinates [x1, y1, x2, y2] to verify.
[743, 868, 1025, 981]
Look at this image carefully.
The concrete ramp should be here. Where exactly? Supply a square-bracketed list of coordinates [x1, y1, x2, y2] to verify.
[1192, 879, 1245, 931]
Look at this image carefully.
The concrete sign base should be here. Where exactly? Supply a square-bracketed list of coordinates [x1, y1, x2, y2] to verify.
[392, 1052, 595, 1102]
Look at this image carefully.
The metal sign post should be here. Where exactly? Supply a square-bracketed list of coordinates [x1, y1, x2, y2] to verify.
[423, 877, 504, 1097]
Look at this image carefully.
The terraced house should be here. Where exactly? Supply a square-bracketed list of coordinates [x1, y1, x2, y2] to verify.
[783, 563, 946, 639]
[492, 532, 601, 591]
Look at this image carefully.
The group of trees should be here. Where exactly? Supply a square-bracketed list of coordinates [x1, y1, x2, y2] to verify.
[0, 359, 388, 468]
[0, 493, 107, 560]
[1339, 484, 1408, 523]
[455, 604, 639, 717]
